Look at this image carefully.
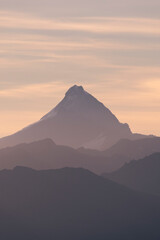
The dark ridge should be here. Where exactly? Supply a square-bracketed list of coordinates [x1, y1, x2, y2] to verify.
[103, 152, 160, 195]
[0, 166, 160, 239]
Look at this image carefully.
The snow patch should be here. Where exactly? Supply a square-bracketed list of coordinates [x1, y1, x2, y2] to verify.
[82, 134, 106, 150]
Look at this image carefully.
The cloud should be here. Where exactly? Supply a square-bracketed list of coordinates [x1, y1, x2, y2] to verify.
[1, 78, 159, 111]
[0, 81, 70, 98]
[0, 111, 43, 137]
[0, 7, 159, 136]
[0, 11, 160, 35]
[0, 0, 160, 19]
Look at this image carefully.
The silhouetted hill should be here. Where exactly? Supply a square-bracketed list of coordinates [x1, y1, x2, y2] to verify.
[78, 137, 160, 171]
[0, 138, 126, 174]
[103, 153, 160, 195]
[1, 137, 160, 174]
[0, 85, 149, 150]
[104, 137, 160, 159]
[0, 167, 160, 240]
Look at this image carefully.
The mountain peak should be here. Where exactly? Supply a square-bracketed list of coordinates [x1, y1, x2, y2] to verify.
[0, 84, 133, 150]
[65, 85, 84, 96]
[42, 84, 119, 120]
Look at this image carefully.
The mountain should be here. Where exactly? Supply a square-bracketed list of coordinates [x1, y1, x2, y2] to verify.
[1, 136, 159, 174]
[0, 138, 130, 174]
[0, 166, 160, 240]
[103, 137, 160, 160]
[0, 85, 148, 150]
[78, 136, 160, 171]
[103, 152, 160, 196]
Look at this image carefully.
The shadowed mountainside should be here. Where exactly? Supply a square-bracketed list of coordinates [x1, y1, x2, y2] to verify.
[103, 137, 160, 160]
[79, 136, 160, 171]
[103, 152, 160, 195]
[0, 167, 160, 240]
[0, 139, 128, 174]
[0, 137, 160, 174]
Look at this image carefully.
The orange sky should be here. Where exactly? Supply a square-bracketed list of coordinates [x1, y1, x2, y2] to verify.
[0, 1, 160, 137]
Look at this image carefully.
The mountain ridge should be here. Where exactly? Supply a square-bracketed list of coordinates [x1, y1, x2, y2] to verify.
[0, 85, 151, 150]
[0, 166, 160, 239]
[0, 137, 160, 174]
[103, 152, 160, 196]
[0, 138, 124, 174]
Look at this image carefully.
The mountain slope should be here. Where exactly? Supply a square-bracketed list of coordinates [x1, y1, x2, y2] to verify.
[103, 152, 160, 195]
[1, 137, 159, 174]
[0, 138, 129, 174]
[0, 166, 160, 240]
[104, 137, 160, 160]
[0, 85, 135, 150]
[78, 136, 160, 171]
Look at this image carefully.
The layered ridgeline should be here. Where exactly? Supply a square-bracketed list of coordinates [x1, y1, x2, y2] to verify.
[0, 139, 113, 174]
[103, 152, 160, 196]
[0, 138, 160, 174]
[0, 166, 160, 240]
[0, 85, 150, 150]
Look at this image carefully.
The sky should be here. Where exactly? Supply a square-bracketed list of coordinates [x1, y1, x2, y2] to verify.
[0, 0, 160, 137]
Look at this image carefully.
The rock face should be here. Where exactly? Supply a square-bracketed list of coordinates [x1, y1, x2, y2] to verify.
[0, 85, 136, 150]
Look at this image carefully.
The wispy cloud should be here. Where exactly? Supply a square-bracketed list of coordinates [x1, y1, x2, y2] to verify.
[0, 11, 160, 35]
[0, 8, 159, 136]
[0, 81, 70, 98]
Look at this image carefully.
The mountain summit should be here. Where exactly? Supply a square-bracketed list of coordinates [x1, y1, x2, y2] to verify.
[0, 85, 146, 150]
[42, 85, 121, 123]
[65, 85, 84, 96]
